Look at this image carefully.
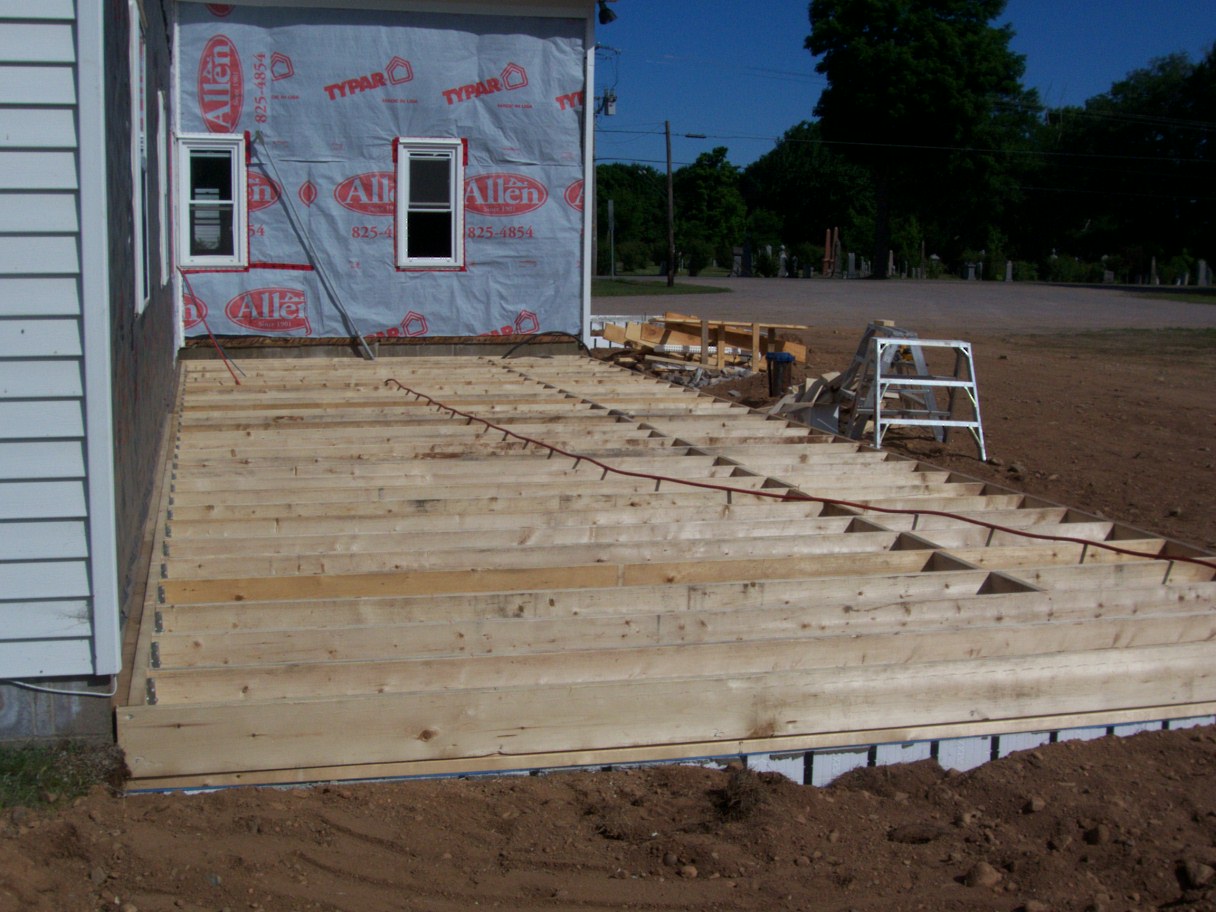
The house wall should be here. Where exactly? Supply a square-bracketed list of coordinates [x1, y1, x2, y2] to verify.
[108, 1, 180, 650]
[175, 0, 589, 340]
[0, 0, 177, 744]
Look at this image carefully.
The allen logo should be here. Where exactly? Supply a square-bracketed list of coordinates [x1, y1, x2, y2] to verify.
[298, 181, 317, 207]
[198, 35, 243, 133]
[465, 173, 547, 216]
[442, 62, 528, 105]
[334, 172, 396, 215]
[205, 4, 233, 15]
[247, 171, 281, 211]
[183, 293, 207, 330]
[226, 288, 311, 335]
[563, 179, 584, 212]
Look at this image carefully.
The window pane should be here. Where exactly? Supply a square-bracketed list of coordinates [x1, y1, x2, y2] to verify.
[409, 155, 451, 207]
[407, 211, 452, 259]
[190, 150, 234, 203]
[190, 204, 235, 256]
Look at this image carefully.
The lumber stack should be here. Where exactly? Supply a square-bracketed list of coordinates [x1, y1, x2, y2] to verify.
[117, 355, 1216, 788]
[595, 311, 808, 372]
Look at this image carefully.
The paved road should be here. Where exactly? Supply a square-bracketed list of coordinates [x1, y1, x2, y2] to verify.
[592, 278, 1216, 335]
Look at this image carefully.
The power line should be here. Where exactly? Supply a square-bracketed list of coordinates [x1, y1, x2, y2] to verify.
[596, 126, 1215, 164]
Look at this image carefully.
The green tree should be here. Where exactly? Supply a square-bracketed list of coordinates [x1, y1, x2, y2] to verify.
[595, 163, 666, 274]
[805, 0, 1032, 275]
[1027, 47, 1215, 278]
[741, 120, 873, 263]
[672, 147, 747, 269]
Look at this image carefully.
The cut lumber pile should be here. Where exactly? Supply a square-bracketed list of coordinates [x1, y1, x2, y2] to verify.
[595, 311, 808, 372]
[116, 354, 1216, 788]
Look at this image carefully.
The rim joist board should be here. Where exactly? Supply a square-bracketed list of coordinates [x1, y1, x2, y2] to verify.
[118, 356, 1216, 787]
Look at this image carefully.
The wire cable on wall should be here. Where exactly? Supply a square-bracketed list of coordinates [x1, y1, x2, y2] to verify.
[5, 677, 118, 699]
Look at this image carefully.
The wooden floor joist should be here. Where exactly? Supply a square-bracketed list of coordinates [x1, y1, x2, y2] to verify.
[118, 355, 1216, 786]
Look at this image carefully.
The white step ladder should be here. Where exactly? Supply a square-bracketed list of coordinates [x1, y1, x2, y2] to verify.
[845, 333, 987, 461]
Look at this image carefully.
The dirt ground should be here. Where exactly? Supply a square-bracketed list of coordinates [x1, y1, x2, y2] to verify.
[716, 326, 1216, 552]
[3, 322, 1215, 912]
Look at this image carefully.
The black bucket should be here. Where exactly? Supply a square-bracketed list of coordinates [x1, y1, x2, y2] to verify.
[766, 351, 795, 397]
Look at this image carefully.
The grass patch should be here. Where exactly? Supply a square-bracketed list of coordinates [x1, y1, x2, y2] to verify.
[716, 766, 768, 821]
[592, 278, 730, 298]
[1125, 287, 1216, 306]
[0, 742, 127, 809]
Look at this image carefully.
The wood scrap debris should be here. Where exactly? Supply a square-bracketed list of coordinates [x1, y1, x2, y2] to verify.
[592, 312, 809, 380]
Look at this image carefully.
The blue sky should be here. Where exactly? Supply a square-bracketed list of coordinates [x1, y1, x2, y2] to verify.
[592, 0, 1216, 168]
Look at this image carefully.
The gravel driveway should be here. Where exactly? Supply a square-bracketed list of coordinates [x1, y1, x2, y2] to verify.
[593, 278, 1216, 334]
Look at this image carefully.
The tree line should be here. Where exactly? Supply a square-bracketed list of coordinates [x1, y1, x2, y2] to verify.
[596, 0, 1214, 283]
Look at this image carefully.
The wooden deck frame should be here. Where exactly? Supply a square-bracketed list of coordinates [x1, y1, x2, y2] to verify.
[117, 355, 1216, 787]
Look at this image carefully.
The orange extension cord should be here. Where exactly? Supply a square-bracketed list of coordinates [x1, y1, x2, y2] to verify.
[385, 378, 1216, 574]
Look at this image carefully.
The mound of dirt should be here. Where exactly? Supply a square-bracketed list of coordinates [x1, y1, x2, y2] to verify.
[3, 726, 1216, 911]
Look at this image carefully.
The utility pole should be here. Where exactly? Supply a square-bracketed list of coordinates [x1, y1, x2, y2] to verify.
[665, 120, 675, 288]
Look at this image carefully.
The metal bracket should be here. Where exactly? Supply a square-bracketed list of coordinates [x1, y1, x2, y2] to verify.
[145, 679, 157, 705]
[154, 610, 164, 634]
[150, 642, 161, 669]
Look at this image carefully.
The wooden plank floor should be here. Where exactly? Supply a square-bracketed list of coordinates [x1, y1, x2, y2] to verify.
[117, 355, 1216, 787]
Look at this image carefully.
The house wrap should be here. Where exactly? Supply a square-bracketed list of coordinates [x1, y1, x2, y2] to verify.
[176, 2, 590, 339]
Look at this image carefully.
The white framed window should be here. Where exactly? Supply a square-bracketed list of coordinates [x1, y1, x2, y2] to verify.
[395, 138, 464, 269]
[177, 133, 247, 269]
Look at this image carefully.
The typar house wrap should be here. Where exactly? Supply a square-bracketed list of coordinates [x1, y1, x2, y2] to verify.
[176, 2, 587, 339]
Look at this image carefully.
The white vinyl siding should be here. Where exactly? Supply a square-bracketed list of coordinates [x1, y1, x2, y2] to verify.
[0, 641, 94, 679]
[0, 278, 81, 316]
[0, 400, 84, 438]
[0, 601, 91, 640]
[0, 151, 78, 189]
[0, 3, 118, 678]
[0, 108, 77, 147]
[0, 194, 79, 233]
[0, 320, 82, 356]
[0, 481, 88, 520]
[0, 442, 86, 480]
[0, 0, 74, 18]
[0, 66, 76, 105]
[0, 360, 84, 398]
[0, 24, 75, 63]
[0, 237, 80, 274]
